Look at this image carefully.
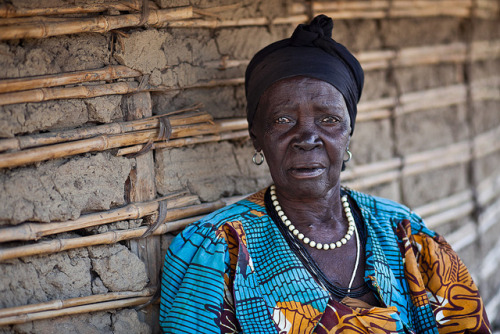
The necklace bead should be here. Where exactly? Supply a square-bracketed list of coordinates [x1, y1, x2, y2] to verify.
[270, 185, 355, 251]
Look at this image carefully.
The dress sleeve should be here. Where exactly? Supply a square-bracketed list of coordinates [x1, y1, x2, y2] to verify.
[159, 221, 234, 334]
[398, 218, 492, 333]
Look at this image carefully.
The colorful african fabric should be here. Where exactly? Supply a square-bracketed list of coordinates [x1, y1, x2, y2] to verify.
[159, 188, 491, 333]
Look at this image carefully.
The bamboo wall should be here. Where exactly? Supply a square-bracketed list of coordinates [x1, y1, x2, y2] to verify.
[0, 0, 499, 332]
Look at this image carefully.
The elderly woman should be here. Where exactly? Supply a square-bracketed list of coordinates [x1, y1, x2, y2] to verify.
[159, 16, 491, 333]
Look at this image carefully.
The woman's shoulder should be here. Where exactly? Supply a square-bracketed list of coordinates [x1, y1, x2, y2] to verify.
[165, 189, 268, 265]
[175, 189, 268, 239]
[345, 187, 434, 235]
[346, 188, 412, 216]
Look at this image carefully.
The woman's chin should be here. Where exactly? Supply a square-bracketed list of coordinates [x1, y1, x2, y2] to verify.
[275, 172, 339, 199]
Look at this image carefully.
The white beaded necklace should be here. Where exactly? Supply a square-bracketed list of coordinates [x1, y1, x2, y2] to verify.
[270, 185, 355, 251]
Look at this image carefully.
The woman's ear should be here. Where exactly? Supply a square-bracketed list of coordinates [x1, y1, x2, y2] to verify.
[249, 126, 262, 152]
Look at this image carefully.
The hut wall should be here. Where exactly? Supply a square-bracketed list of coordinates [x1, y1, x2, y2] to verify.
[0, 0, 499, 332]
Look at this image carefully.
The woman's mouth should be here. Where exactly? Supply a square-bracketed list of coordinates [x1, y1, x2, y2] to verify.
[289, 167, 326, 178]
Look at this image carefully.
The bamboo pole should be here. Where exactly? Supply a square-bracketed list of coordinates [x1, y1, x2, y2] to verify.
[447, 222, 477, 252]
[402, 141, 471, 177]
[0, 289, 153, 319]
[204, 58, 249, 70]
[311, 0, 473, 18]
[395, 84, 468, 115]
[346, 123, 500, 190]
[0, 6, 194, 40]
[394, 43, 467, 67]
[0, 16, 74, 26]
[342, 158, 402, 181]
[343, 170, 402, 190]
[393, 8, 470, 18]
[357, 50, 394, 71]
[413, 190, 473, 218]
[0, 77, 246, 106]
[0, 194, 198, 243]
[2, 38, 494, 107]
[0, 201, 224, 261]
[0, 108, 209, 152]
[471, 40, 500, 62]
[0, 296, 151, 326]
[312, 1, 390, 11]
[0, 114, 216, 169]
[165, 14, 308, 28]
[357, 97, 397, 122]
[0, 81, 140, 106]
[203, 39, 492, 75]
[473, 125, 500, 159]
[477, 173, 500, 207]
[1, 80, 480, 162]
[424, 201, 475, 229]
[0, 65, 142, 94]
[479, 197, 500, 234]
[0, 0, 154, 18]
[117, 129, 249, 155]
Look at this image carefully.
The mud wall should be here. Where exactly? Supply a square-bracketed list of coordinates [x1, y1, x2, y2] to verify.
[0, 0, 499, 332]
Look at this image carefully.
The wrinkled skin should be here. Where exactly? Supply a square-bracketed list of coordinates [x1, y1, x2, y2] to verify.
[250, 76, 378, 305]
[250, 76, 351, 201]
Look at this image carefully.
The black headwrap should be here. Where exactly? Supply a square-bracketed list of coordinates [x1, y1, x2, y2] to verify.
[245, 15, 364, 135]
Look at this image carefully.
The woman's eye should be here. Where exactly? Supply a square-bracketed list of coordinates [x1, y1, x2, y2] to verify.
[321, 116, 339, 123]
[275, 116, 291, 124]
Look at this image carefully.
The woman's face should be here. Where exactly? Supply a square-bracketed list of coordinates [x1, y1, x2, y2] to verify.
[250, 76, 351, 199]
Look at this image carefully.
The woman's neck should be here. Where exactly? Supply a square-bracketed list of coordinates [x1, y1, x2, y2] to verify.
[272, 184, 346, 232]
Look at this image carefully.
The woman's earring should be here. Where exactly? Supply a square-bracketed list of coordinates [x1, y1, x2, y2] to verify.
[252, 150, 264, 165]
[343, 147, 352, 163]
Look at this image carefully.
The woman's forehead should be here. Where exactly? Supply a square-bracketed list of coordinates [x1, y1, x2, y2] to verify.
[261, 77, 346, 107]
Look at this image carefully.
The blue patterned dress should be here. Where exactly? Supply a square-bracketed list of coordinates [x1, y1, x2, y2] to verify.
[159, 188, 490, 333]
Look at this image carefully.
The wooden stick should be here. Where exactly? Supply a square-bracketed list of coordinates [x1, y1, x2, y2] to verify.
[117, 129, 249, 155]
[312, 0, 472, 12]
[342, 158, 402, 181]
[0, 16, 73, 26]
[0, 194, 198, 243]
[343, 170, 402, 190]
[0, 0, 153, 18]
[311, 0, 476, 19]
[0, 296, 151, 326]
[165, 14, 307, 28]
[0, 81, 139, 106]
[424, 201, 475, 229]
[403, 141, 471, 176]
[477, 173, 500, 208]
[170, 77, 245, 90]
[395, 84, 467, 115]
[117, 118, 248, 155]
[0, 6, 193, 40]
[2, 37, 492, 106]
[0, 77, 245, 106]
[413, 190, 472, 218]
[471, 40, 500, 62]
[204, 58, 249, 70]
[473, 125, 500, 158]
[389, 7, 471, 18]
[0, 289, 153, 318]
[0, 120, 217, 169]
[0, 109, 209, 152]
[0, 65, 142, 94]
[0, 201, 225, 261]
[394, 43, 467, 66]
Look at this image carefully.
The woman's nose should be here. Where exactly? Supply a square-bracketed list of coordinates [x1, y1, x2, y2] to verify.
[292, 126, 322, 151]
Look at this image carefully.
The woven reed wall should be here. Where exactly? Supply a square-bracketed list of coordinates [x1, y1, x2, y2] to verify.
[0, 0, 499, 332]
